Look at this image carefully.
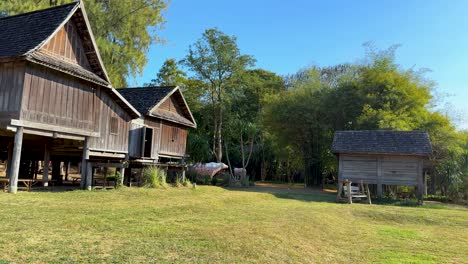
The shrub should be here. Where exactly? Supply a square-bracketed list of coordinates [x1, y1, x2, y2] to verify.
[143, 166, 167, 188]
[211, 177, 218, 186]
[203, 175, 211, 185]
[114, 171, 122, 188]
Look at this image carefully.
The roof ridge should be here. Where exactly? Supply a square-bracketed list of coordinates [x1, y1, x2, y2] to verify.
[119, 86, 177, 90]
[0, 2, 78, 21]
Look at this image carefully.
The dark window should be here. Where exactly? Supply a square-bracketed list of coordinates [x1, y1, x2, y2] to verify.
[143, 127, 153, 157]
[110, 117, 118, 135]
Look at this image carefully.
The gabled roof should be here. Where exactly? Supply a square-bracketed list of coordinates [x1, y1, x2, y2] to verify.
[0, 1, 110, 85]
[119, 86, 197, 128]
[0, 2, 77, 58]
[0, 2, 140, 119]
[332, 130, 432, 156]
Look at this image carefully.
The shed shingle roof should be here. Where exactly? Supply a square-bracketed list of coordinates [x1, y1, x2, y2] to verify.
[0, 2, 78, 58]
[118, 86, 176, 115]
[119, 86, 196, 128]
[332, 130, 432, 156]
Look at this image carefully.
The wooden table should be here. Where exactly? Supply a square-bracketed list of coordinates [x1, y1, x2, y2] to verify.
[0, 178, 50, 192]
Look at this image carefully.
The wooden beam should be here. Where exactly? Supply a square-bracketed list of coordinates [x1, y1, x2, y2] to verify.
[6, 142, 13, 179]
[11, 119, 99, 137]
[8, 127, 23, 193]
[93, 162, 126, 168]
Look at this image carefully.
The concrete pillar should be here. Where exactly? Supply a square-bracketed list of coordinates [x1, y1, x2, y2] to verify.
[8, 127, 23, 193]
[80, 137, 90, 189]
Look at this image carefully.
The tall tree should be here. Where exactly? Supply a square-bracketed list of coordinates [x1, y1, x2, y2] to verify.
[182, 28, 255, 162]
[146, 58, 187, 86]
[0, 0, 167, 87]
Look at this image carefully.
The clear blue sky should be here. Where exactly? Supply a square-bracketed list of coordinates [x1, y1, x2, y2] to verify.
[130, 0, 468, 130]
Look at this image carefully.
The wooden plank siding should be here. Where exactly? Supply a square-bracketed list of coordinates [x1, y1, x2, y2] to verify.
[339, 154, 421, 186]
[157, 96, 188, 118]
[159, 121, 187, 157]
[0, 61, 26, 124]
[144, 118, 161, 158]
[88, 87, 132, 153]
[20, 64, 95, 131]
[40, 20, 92, 71]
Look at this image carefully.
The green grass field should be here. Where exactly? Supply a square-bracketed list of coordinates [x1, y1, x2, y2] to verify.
[0, 186, 467, 263]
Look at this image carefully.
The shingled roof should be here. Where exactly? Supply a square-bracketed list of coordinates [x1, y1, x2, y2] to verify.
[119, 86, 175, 114]
[119, 86, 196, 128]
[0, 2, 77, 58]
[332, 130, 432, 156]
[0, 2, 110, 85]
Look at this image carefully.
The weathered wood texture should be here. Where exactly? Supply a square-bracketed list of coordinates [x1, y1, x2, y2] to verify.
[128, 118, 161, 159]
[159, 121, 187, 157]
[88, 87, 131, 152]
[20, 64, 96, 131]
[0, 61, 26, 123]
[338, 154, 421, 186]
[157, 96, 185, 116]
[41, 20, 92, 70]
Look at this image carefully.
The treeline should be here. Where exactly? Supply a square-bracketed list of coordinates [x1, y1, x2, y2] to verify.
[146, 29, 467, 200]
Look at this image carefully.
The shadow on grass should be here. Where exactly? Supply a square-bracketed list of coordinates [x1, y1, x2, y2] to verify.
[224, 185, 337, 203]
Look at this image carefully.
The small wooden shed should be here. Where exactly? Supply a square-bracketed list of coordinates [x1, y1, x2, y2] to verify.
[332, 130, 432, 203]
[119, 86, 196, 183]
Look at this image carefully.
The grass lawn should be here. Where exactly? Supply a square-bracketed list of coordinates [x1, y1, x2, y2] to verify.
[0, 186, 467, 263]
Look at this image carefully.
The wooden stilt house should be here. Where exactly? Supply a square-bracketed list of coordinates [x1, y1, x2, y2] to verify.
[332, 130, 432, 204]
[118, 86, 197, 184]
[0, 2, 140, 192]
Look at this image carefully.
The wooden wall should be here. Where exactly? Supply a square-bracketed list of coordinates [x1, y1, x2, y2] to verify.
[40, 20, 91, 70]
[159, 121, 187, 158]
[88, 87, 131, 152]
[338, 154, 422, 186]
[0, 61, 25, 123]
[20, 64, 96, 131]
[128, 117, 161, 159]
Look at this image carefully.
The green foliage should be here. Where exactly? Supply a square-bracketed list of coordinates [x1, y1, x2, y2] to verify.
[114, 171, 122, 189]
[182, 28, 255, 162]
[0, 0, 167, 87]
[146, 58, 187, 86]
[142, 166, 167, 188]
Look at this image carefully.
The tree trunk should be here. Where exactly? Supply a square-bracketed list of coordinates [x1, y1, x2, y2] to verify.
[215, 103, 223, 163]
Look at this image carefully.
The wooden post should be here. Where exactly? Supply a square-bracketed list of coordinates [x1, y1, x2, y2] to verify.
[417, 159, 424, 205]
[8, 127, 24, 194]
[336, 181, 343, 202]
[42, 144, 50, 188]
[424, 171, 428, 196]
[81, 137, 90, 189]
[65, 161, 70, 181]
[346, 180, 352, 204]
[6, 142, 13, 179]
[366, 184, 372, 204]
[377, 156, 383, 199]
[86, 162, 93, 190]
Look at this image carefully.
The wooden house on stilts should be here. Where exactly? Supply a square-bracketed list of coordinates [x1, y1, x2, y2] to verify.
[332, 130, 432, 204]
[0, 2, 141, 192]
[119, 86, 197, 184]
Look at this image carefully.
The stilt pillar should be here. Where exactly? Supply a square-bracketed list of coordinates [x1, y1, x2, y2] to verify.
[9, 127, 24, 193]
[80, 137, 90, 189]
[42, 145, 50, 188]
[86, 162, 93, 190]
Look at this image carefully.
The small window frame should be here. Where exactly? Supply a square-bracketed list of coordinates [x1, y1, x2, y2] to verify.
[110, 116, 119, 135]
